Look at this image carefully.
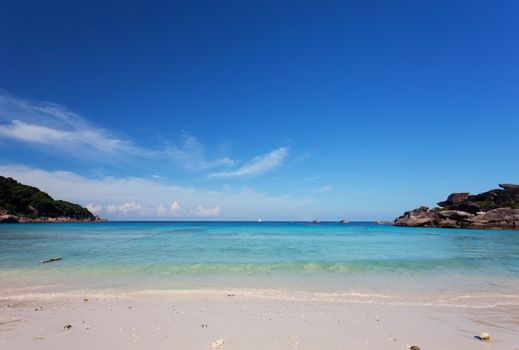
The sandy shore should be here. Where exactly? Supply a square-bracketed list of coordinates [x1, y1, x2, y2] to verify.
[1, 290, 518, 349]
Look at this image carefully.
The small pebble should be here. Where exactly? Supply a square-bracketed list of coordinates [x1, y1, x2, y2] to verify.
[64, 324, 72, 330]
[201, 324, 208, 329]
[409, 346, 421, 350]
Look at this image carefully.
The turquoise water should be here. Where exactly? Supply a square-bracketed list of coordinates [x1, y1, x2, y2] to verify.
[1, 222, 519, 306]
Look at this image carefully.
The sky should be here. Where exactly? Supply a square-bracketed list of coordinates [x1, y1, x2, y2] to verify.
[1, 0, 518, 220]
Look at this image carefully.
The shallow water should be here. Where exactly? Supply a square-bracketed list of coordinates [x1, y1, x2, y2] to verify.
[1, 222, 519, 307]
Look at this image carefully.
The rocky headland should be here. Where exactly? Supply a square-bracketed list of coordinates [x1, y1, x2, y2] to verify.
[394, 184, 519, 229]
[0, 176, 105, 224]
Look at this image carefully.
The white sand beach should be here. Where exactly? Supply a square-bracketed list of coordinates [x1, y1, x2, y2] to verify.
[2, 290, 518, 350]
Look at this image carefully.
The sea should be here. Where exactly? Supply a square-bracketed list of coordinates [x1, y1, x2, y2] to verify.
[1, 221, 519, 307]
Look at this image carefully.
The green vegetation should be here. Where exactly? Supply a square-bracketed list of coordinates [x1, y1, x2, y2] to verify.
[0, 176, 94, 219]
[431, 207, 447, 212]
[474, 201, 498, 211]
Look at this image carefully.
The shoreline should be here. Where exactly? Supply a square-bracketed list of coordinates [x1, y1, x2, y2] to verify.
[3, 287, 519, 309]
[2, 291, 518, 349]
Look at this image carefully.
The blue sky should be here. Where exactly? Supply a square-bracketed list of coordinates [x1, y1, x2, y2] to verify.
[1, 0, 518, 220]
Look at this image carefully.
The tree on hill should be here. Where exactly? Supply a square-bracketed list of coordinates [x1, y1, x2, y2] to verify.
[0, 176, 94, 219]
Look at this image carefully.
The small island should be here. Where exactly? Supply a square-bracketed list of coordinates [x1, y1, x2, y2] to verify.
[0, 176, 104, 223]
[394, 184, 519, 229]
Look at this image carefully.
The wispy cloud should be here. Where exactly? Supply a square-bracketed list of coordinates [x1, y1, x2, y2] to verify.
[0, 91, 148, 159]
[313, 184, 333, 193]
[0, 120, 138, 156]
[0, 92, 286, 178]
[209, 147, 288, 178]
[304, 176, 322, 181]
[165, 133, 235, 170]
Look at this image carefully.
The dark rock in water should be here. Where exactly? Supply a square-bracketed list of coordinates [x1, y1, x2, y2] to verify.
[466, 208, 519, 229]
[394, 183, 519, 230]
[0, 215, 19, 223]
[394, 206, 437, 227]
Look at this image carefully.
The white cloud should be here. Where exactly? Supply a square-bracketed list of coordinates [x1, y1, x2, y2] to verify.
[190, 205, 221, 217]
[106, 202, 147, 216]
[156, 202, 181, 216]
[0, 165, 313, 220]
[86, 203, 103, 215]
[103, 202, 182, 217]
[209, 147, 288, 178]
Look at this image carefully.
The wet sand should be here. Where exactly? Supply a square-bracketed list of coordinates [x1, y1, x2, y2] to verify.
[1, 290, 518, 349]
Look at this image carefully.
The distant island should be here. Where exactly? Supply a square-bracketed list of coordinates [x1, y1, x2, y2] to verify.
[394, 184, 519, 229]
[0, 176, 104, 223]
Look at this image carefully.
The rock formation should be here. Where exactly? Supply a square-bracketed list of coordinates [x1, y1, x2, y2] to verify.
[394, 184, 519, 229]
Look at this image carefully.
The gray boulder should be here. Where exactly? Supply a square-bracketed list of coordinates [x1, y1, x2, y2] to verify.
[437, 192, 471, 207]
[472, 208, 519, 222]
[437, 218, 460, 228]
[465, 208, 519, 229]
[438, 210, 474, 221]
[394, 207, 438, 227]
[448, 201, 481, 214]
[499, 184, 519, 190]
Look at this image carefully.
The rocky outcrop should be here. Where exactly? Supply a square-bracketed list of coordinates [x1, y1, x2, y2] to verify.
[0, 214, 19, 223]
[394, 184, 519, 229]
[395, 206, 436, 227]
[0, 214, 105, 223]
[437, 192, 471, 207]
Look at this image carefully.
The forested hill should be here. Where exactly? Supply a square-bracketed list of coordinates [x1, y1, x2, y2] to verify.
[0, 176, 99, 223]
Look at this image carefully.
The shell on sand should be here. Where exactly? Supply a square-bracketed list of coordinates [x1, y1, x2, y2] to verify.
[478, 332, 490, 341]
[212, 339, 225, 349]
